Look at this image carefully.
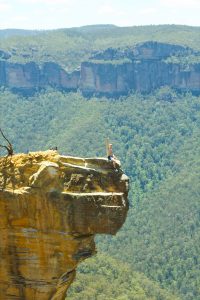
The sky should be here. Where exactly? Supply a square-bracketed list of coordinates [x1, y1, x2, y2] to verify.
[0, 0, 199, 30]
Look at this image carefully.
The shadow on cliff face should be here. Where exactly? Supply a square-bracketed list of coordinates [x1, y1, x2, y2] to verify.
[0, 150, 129, 300]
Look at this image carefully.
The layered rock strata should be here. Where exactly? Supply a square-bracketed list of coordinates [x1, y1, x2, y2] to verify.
[1, 41, 200, 96]
[0, 151, 129, 300]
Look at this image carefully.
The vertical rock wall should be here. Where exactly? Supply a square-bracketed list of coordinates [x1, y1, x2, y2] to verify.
[0, 41, 200, 96]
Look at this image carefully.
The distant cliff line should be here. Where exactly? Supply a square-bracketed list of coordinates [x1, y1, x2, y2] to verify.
[0, 41, 200, 97]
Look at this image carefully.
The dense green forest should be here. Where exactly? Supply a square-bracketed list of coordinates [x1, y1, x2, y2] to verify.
[67, 254, 180, 300]
[1, 25, 200, 299]
[1, 87, 200, 299]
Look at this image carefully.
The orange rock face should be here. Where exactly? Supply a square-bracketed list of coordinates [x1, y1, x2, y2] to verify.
[0, 151, 129, 300]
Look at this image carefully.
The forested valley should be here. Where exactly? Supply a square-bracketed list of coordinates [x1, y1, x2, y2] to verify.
[1, 25, 200, 299]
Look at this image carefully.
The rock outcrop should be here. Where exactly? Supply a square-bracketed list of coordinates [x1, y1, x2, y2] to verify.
[80, 61, 134, 96]
[0, 61, 80, 94]
[80, 42, 200, 96]
[0, 41, 200, 96]
[0, 151, 129, 300]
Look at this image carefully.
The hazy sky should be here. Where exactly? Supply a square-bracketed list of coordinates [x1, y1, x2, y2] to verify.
[0, 0, 199, 30]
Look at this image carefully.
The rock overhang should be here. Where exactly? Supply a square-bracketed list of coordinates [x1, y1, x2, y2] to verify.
[0, 150, 129, 299]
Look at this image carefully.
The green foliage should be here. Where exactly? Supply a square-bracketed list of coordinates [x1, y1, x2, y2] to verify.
[1, 87, 200, 299]
[67, 254, 180, 300]
[1, 88, 200, 205]
[98, 130, 200, 299]
[1, 24, 200, 299]
[164, 54, 200, 67]
[0, 25, 200, 70]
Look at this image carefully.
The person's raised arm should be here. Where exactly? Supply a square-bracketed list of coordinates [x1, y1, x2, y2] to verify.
[105, 138, 109, 157]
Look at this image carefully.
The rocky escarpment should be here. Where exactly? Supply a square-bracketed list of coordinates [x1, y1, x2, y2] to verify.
[80, 42, 200, 96]
[0, 61, 80, 94]
[0, 41, 200, 96]
[0, 151, 129, 299]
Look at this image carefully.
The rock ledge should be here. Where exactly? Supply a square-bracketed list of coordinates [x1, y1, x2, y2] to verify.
[0, 151, 129, 299]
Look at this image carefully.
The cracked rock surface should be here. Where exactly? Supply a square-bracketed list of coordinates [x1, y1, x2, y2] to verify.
[0, 150, 129, 300]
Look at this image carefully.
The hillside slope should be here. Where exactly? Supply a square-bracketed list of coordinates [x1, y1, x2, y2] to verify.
[67, 254, 180, 300]
[98, 129, 200, 299]
[0, 25, 200, 70]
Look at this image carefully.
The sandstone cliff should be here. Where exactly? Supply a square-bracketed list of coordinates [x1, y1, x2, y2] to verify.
[0, 41, 200, 96]
[80, 61, 134, 97]
[80, 42, 200, 95]
[0, 61, 79, 94]
[0, 151, 129, 300]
